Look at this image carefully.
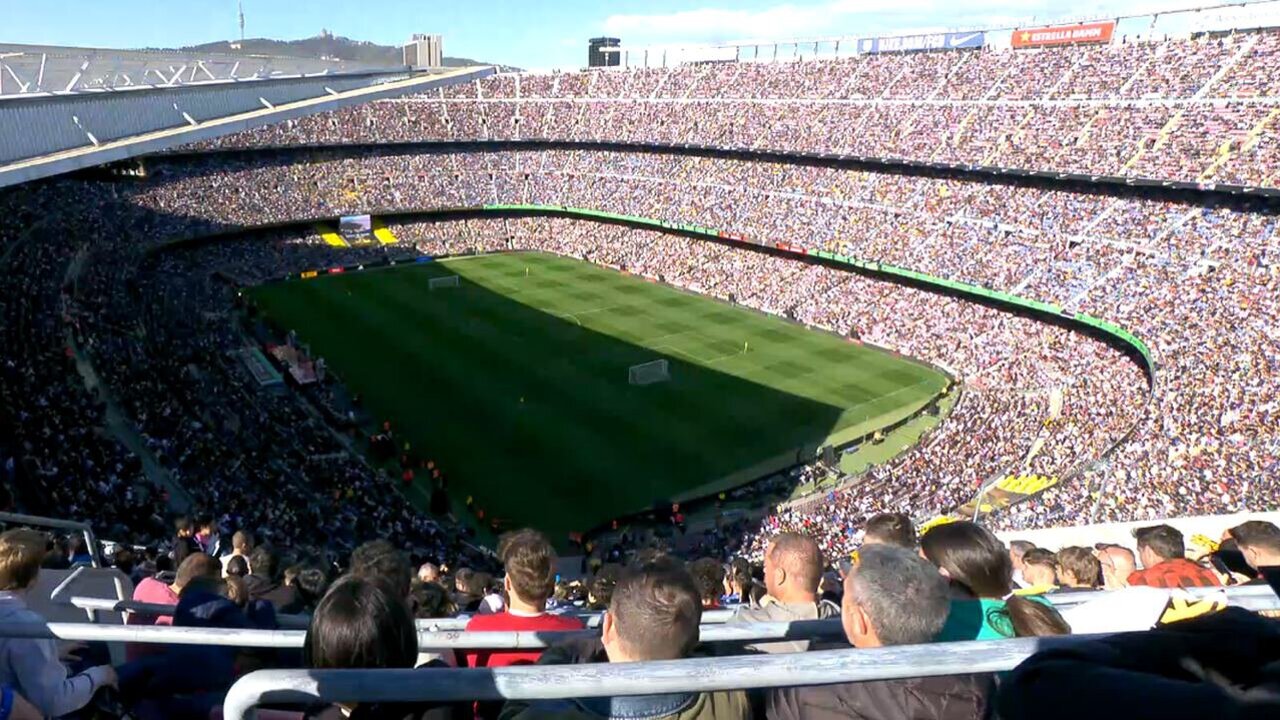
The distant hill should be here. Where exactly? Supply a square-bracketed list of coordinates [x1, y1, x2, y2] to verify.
[174, 33, 515, 70]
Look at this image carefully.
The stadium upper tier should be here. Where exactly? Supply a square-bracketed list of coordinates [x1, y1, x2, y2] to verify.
[201, 28, 1280, 189]
[2, 144, 1274, 558]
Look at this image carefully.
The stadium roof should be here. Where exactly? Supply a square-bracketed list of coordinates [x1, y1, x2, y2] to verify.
[0, 64, 493, 188]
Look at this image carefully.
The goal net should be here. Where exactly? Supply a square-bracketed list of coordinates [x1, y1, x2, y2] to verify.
[628, 359, 670, 386]
[429, 275, 460, 290]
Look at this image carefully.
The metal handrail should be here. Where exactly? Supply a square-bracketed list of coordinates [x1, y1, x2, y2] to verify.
[0, 618, 845, 649]
[222, 634, 1109, 720]
[0, 512, 100, 568]
[60, 597, 738, 630]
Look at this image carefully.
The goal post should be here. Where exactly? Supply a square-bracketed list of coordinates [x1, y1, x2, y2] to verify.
[628, 359, 670, 386]
[429, 275, 460, 290]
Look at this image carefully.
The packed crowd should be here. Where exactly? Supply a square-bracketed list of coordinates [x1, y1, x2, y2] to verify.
[201, 29, 1280, 188]
[4, 510, 1278, 720]
[5, 142, 1276, 561]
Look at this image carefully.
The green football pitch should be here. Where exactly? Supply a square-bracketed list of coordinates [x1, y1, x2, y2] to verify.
[247, 251, 949, 541]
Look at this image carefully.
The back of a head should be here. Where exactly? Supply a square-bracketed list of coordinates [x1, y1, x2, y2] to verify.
[0, 528, 47, 591]
[296, 566, 331, 607]
[920, 521, 1012, 598]
[1135, 525, 1184, 563]
[1021, 549, 1058, 583]
[499, 528, 557, 605]
[1055, 547, 1102, 587]
[411, 580, 457, 619]
[305, 575, 418, 670]
[349, 540, 412, 601]
[233, 530, 254, 553]
[226, 555, 250, 578]
[249, 545, 280, 581]
[863, 513, 918, 549]
[174, 552, 222, 590]
[688, 558, 726, 604]
[1230, 521, 1280, 556]
[846, 545, 949, 646]
[609, 559, 701, 661]
[1008, 540, 1036, 561]
[769, 532, 824, 597]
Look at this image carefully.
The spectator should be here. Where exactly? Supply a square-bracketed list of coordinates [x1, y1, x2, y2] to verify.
[1227, 521, 1280, 577]
[128, 553, 221, 628]
[221, 530, 254, 577]
[1054, 547, 1102, 592]
[767, 545, 991, 720]
[1017, 549, 1059, 594]
[172, 516, 200, 565]
[1008, 540, 1036, 588]
[465, 529, 585, 669]
[303, 575, 453, 720]
[861, 513, 916, 549]
[730, 533, 838, 654]
[1128, 525, 1222, 589]
[226, 555, 250, 579]
[245, 545, 304, 614]
[417, 563, 440, 584]
[1095, 545, 1137, 591]
[349, 540, 414, 603]
[0, 528, 117, 717]
[501, 559, 750, 720]
[687, 559, 725, 609]
[920, 522, 1069, 640]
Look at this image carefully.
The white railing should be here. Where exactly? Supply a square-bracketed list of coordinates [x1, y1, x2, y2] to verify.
[0, 512, 99, 568]
[222, 634, 1107, 720]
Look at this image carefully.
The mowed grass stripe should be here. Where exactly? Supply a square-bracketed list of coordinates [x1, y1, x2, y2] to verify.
[249, 251, 947, 541]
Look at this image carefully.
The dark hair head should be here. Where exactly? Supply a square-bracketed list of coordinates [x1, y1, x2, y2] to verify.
[767, 532, 824, 593]
[1021, 548, 1057, 571]
[226, 555, 250, 578]
[304, 575, 418, 670]
[174, 516, 193, 535]
[0, 529, 48, 591]
[609, 559, 701, 661]
[863, 513, 917, 549]
[1134, 525, 1184, 562]
[1055, 547, 1101, 588]
[296, 566, 331, 607]
[1230, 521, 1280, 555]
[498, 529, 557, 604]
[224, 576, 249, 607]
[920, 521, 1012, 598]
[174, 552, 222, 590]
[687, 558, 725, 604]
[349, 540, 412, 601]
[411, 581, 457, 619]
[921, 522, 1070, 638]
[113, 548, 136, 575]
[249, 545, 280, 580]
[589, 565, 621, 609]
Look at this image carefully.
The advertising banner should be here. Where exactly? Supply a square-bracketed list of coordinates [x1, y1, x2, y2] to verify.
[857, 31, 985, 54]
[338, 214, 373, 240]
[1012, 20, 1116, 48]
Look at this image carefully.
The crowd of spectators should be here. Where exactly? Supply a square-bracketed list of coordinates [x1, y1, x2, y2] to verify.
[202, 29, 1280, 188]
[5, 510, 1277, 720]
[4, 142, 1277, 561]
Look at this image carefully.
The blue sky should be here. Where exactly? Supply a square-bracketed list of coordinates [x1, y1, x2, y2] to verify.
[0, 0, 1252, 69]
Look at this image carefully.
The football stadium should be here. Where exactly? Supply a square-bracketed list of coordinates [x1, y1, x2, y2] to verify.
[1, 2, 1280, 718]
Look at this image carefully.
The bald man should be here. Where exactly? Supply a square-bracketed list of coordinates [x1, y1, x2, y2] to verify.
[1096, 545, 1137, 590]
[729, 533, 838, 653]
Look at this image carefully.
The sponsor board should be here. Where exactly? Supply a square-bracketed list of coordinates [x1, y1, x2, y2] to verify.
[1012, 20, 1116, 48]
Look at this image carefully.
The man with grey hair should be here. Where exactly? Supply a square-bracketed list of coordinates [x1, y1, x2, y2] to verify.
[767, 545, 991, 720]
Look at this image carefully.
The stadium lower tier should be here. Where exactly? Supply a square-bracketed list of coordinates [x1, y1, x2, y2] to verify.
[1, 144, 1274, 559]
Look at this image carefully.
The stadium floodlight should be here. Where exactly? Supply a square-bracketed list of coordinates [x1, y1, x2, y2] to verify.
[628, 359, 670, 386]
[429, 275, 461, 290]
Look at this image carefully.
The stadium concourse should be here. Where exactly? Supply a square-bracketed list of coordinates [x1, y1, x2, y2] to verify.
[1, 9, 1280, 720]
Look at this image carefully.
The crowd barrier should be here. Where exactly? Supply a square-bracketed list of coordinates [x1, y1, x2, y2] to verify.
[221, 634, 1108, 720]
[0, 512, 100, 568]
